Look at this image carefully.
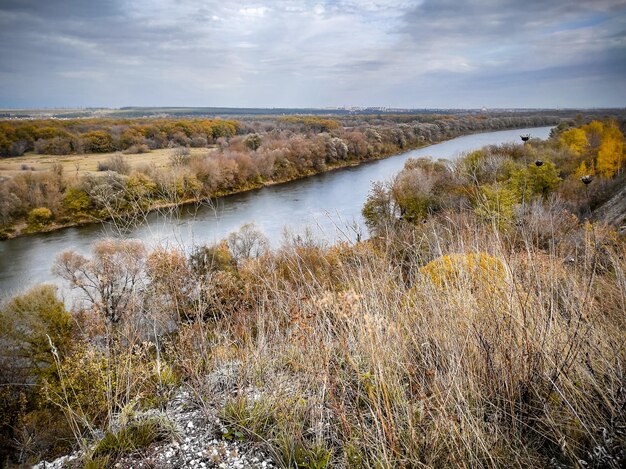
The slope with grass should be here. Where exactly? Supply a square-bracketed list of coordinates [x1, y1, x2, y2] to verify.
[1, 118, 625, 468]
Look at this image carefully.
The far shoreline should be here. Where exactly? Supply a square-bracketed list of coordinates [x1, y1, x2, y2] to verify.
[0, 125, 553, 241]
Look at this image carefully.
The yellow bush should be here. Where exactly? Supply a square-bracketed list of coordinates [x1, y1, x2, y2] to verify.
[474, 185, 518, 228]
[27, 207, 53, 228]
[419, 252, 506, 288]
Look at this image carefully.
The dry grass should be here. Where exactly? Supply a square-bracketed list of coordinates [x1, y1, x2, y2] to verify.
[0, 147, 214, 178]
[160, 215, 626, 468]
[12, 212, 624, 467]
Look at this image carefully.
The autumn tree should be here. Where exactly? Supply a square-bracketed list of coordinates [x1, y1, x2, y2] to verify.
[244, 133, 262, 151]
[509, 161, 561, 200]
[559, 127, 588, 156]
[227, 223, 269, 262]
[53, 239, 146, 326]
[595, 121, 625, 178]
[362, 181, 397, 236]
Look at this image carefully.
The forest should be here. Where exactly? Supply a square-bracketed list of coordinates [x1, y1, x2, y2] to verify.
[0, 113, 559, 238]
[1, 116, 625, 467]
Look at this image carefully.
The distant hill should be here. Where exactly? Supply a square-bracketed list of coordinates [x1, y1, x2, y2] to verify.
[1, 106, 624, 120]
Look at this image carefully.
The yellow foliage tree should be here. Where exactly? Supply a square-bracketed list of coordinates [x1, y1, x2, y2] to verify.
[574, 160, 594, 179]
[581, 120, 605, 149]
[559, 127, 588, 155]
[595, 121, 625, 178]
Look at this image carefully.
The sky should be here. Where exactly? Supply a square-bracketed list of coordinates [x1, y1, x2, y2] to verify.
[0, 0, 625, 109]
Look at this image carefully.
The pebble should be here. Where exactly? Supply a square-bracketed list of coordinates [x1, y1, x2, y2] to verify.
[33, 384, 276, 469]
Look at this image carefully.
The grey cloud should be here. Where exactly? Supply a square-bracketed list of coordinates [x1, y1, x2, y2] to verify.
[0, 0, 624, 108]
[0, 0, 121, 19]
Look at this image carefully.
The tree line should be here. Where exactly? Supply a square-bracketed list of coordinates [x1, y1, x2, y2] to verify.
[0, 118, 239, 157]
[363, 118, 626, 238]
[0, 114, 561, 237]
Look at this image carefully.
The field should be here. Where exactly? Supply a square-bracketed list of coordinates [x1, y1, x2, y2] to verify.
[0, 147, 214, 179]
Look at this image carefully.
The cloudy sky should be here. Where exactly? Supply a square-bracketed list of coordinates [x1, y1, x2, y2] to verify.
[0, 0, 625, 109]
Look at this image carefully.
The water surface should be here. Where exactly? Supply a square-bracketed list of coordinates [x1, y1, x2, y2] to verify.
[0, 126, 553, 297]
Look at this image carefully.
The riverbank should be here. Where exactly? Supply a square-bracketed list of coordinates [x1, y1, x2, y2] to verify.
[0, 126, 557, 296]
[0, 125, 551, 240]
[0, 140, 437, 240]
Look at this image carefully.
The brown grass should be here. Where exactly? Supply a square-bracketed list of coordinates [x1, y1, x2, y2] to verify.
[8, 212, 625, 467]
[0, 147, 215, 178]
[161, 215, 625, 468]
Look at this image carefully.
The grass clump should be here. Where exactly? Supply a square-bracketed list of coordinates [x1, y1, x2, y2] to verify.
[221, 393, 333, 469]
[91, 416, 176, 460]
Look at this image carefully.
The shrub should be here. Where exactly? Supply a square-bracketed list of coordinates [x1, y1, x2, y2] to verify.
[27, 207, 53, 228]
[83, 131, 115, 153]
[244, 133, 262, 151]
[122, 144, 150, 154]
[43, 343, 177, 431]
[34, 137, 72, 155]
[97, 155, 130, 175]
[0, 285, 73, 377]
[362, 181, 396, 236]
[126, 172, 157, 200]
[191, 241, 236, 270]
[62, 187, 91, 215]
[474, 184, 518, 228]
[169, 146, 190, 166]
[0, 286, 74, 465]
[419, 252, 506, 288]
[509, 161, 561, 200]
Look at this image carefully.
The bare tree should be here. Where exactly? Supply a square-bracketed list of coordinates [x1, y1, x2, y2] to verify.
[53, 239, 146, 325]
[227, 223, 269, 263]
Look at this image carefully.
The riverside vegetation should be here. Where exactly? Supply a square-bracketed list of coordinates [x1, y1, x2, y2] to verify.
[1, 116, 626, 468]
[0, 112, 560, 238]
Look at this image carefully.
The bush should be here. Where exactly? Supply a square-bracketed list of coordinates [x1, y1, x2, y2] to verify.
[34, 137, 72, 155]
[97, 154, 131, 174]
[474, 185, 518, 228]
[0, 286, 74, 465]
[169, 146, 190, 166]
[83, 131, 115, 153]
[122, 144, 150, 154]
[509, 161, 561, 200]
[244, 133, 262, 151]
[43, 343, 177, 431]
[189, 241, 237, 276]
[27, 207, 53, 228]
[0, 285, 73, 376]
[419, 252, 506, 288]
[62, 187, 91, 215]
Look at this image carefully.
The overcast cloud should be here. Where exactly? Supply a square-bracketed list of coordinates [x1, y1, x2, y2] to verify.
[0, 0, 625, 108]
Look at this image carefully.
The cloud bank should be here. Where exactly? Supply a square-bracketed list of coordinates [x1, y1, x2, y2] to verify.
[0, 0, 624, 108]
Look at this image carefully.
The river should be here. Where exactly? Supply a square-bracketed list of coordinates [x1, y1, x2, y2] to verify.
[0, 126, 553, 297]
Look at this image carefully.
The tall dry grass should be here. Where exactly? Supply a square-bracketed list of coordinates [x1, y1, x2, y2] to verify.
[13, 210, 623, 467]
[153, 212, 625, 467]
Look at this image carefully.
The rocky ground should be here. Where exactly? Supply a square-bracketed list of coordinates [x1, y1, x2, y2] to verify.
[34, 363, 276, 469]
[594, 179, 626, 228]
